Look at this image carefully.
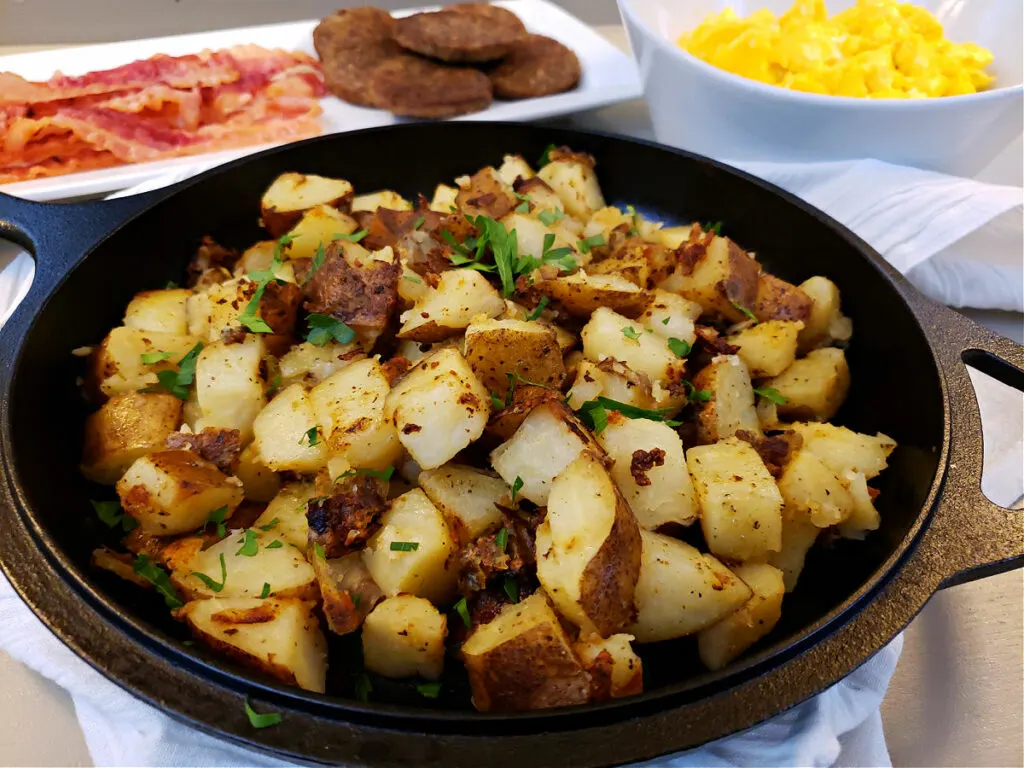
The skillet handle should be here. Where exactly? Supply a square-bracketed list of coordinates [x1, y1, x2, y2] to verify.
[904, 289, 1024, 589]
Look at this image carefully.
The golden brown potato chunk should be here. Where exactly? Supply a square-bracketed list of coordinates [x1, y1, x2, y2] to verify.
[463, 318, 564, 395]
[81, 392, 182, 485]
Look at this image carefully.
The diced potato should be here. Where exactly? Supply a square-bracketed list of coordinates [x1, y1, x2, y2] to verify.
[464, 318, 564, 395]
[198, 278, 301, 348]
[350, 190, 413, 213]
[234, 240, 297, 282]
[283, 204, 359, 262]
[394, 337, 464, 364]
[686, 438, 783, 561]
[362, 595, 447, 680]
[234, 443, 281, 502]
[629, 530, 752, 642]
[496, 154, 535, 186]
[534, 271, 647, 318]
[398, 270, 505, 342]
[536, 452, 642, 637]
[587, 241, 654, 288]
[461, 592, 591, 712]
[500, 212, 576, 264]
[91, 547, 152, 587]
[581, 306, 686, 384]
[254, 482, 317, 549]
[837, 470, 881, 539]
[769, 517, 820, 591]
[428, 183, 459, 213]
[418, 464, 507, 544]
[456, 167, 518, 219]
[727, 320, 803, 378]
[116, 450, 243, 535]
[310, 359, 402, 471]
[278, 341, 361, 389]
[81, 392, 183, 485]
[657, 225, 693, 249]
[697, 563, 785, 671]
[260, 172, 354, 237]
[179, 597, 327, 692]
[667, 236, 760, 321]
[89, 327, 200, 398]
[789, 422, 896, 480]
[762, 347, 851, 422]
[776, 449, 854, 528]
[565, 359, 657, 411]
[692, 355, 762, 442]
[798, 276, 853, 352]
[362, 489, 458, 604]
[397, 262, 431, 304]
[537, 154, 605, 219]
[573, 634, 643, 699]
[752, 274, 812, 324]
[635, 290, 702, 345]
[314, 551, 384, 635]
[491, 400, 602, 506]
[597, 416, 699, 531]
[193, 337, 265, 443]
[384, 347, 490, 470]
[123, 289, 191, 335]
[252, 384, 327, 473]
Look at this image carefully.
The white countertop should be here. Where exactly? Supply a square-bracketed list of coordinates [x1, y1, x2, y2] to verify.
[0, 21, 1022, 768]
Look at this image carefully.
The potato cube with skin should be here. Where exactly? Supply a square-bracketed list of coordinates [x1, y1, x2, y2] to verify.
[762, 347, 851, 422]
[697, 563, 785, 671]
[254, 482, 317, 549]
[351, 190, 412, 213]
[90, 327, 201, 398]
[314, 551, 384, 635]
[727, 320, 804, 378]
[193, 337, 265, 443]
[536, 451, 642, 637]
[464, 318, 564, 395]
[536, 153, 605, 219]
[777, 449, 854, 528]
[362, 489, 458, 604]
[81, 392, 183, 485]
[798, 276, 852, 352]
[398, 270, 505, 342]
[179, 597, 327, 692]
[597, 415, 699, 531]
[456, 167, 518, 219]
[282, 205, 359, 262]
[837, 471, 881, 540]
[636, 290, 702, 345]
[629, 530, 752, 642]
[769, 517, 821, 592]
[499, 212, 575, 264]
[752, 274, 812, 324]
[123, 289, 191, 335]
[260, 172, 354, 237]
[461, 592, 591, 712]
[668, 236, 761, 322]
[496, 154, 535, 186]
[362, 595, 447, 680]
[582, 307, 687, 385]
[534, 271, 647, 318]
[573, 634, 643, 700]
[565, 359, 658, 412]
[687, 438, 783, 561]
[384, 348, 490, 470]
[789, 422, 896, 480]
[116, 450, 243, 536]
[693, 355, 762, 443]
[234, 444, 280, 503]
[429, 183, 459, 213]
[417, 464, 507, 544]
[253, 384, 327, 473]
[491, 400, 602, 506]
[310, 359, 402, 471]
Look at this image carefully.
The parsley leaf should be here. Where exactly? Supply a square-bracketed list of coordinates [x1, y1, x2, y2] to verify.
[538, 143, 557, 167]
[704, 221, 723, 235]
[335, 230, 368, 243]
[412, 215, 426, 230]
[576, 397, 681, 433]
[190, 553, 227, 593]
[540, 233, 576, 272]
[143, 342, 204, 400]
[525, 296, 549, 322]
[305, 242, 327, 285]
[244, 700, 282, 729]
[416, 682, 442, 699]
[403, 273, 422, 284]
[140, 350, 172, 365]
[305, 314, 355, 347]
[91, 499, 137, 532]
[313, 542, 326, 560]
[239, 234, 293, 331]
[335, 466, 396, 482]
[354, 673, 372, 703]
[236, 529, 259, 557]
[661, 317, 671, 325]
[260, 582, 271, 599]
[454, 597, 472, 628]
[490, 392, 505, 409]
[682, 380, 712, 403]
[258, 517, 280, 531]
[625, 204, 640, 236]
[510, 476, 524, 504]
[299, 426, 320, 447]
[495, 527, 510, 552]
[730, 301, 758, 323]
[753, 387, 789, 405]
[668, 338, 692, 358]
[205, 506, 228, 538]
[538, 208, 564, 226]
[622, 326, 642, 341]
[503, 576, 519, 603]
[165, 280, 180, 289]
[390, 541, 419, 552]
[577, 234, 605, 254]
[266, 373, 282, 397]
[515, 200, 530, 213]
[265, 540, 284, 549]
[469, 215, 519, 297]
[132, 555, 182, 609]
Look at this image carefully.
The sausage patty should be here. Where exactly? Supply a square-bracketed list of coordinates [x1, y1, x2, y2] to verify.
[393, 5, 526, 63]
[313, 7, 402, 107]
[488, 34, 581, 99]
[369, 56, 493, 117]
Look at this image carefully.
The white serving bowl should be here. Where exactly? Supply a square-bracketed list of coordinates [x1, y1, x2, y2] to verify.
[618, 0, 1023, 176]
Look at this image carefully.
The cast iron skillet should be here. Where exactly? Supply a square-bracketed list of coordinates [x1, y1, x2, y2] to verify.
[0, 123, 1021, 767]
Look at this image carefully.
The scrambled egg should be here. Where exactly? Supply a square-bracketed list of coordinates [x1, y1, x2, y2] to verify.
[678, 0, 994, 98]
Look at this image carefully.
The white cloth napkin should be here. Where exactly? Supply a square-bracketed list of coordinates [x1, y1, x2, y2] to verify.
[0, 157, 1020, 767]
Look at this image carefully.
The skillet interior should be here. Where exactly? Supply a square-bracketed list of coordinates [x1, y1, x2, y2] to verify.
[4, 123, 944, 722]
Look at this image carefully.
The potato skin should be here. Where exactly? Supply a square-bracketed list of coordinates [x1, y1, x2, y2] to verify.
[464, 318, 564, 395]
[753, 273, 812, 323]
[579, 491, 642, 636]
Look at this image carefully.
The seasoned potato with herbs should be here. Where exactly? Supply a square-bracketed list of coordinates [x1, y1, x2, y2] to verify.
[117, 450, 244, 536]
[790, 422, 896, 479]
[89, 328, 200, 399]
[574, 633, 643, 700]
[769, 516, 821, 592]
[398, 270, 505, 342]
[763, 347, 851, 422]
[252, 384, 326, 473]
[461, 592, 591, 712]
[636, 290, 702, 345]
[260, 172, 354, 237]
[362, 595, 447, 680]
[534, 271, 647, 317]
[565, 359, 657, 412]
[417, 464, 507, 544]
[193, 337, 265, 443]
[253, 482, 317, 549]
[233, 444, 281, 503]
[282, 205, 360, 262]
[697, 563, 785, 671]
[464, 318, 564, 395]
[687, 438, 783, 561]
[752, 274, 812, 324]
[692, 355, 762, 443]
[496, 154, 535, 186]
[668, 236, 760, 321]
[727, 320, 803, 378]
[776, 449, 854, 528]
[536, 150, 605, 219]
[429, 183, 459, 213]
[456, 167, 518, 220]
[180, 597, 327, 692]
[123, 289, 191, 335]
[81, 392, 183, 485]
[277, 341, 360, 389]
[582, 306, 687, 384]
[315, 551, 384, 635]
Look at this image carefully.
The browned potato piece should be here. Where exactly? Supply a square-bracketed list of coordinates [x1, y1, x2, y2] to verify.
[797, 276, 853, 352]
[581, 306, 687, 385]
[455, 167, 518, 220]
[727, 320, 803, 378]
[692, 355, 762, 443]
[116, 450, 243, 536]
[536, 451, 642, 637]
[282, 205, 360, 262]
[91, 547, 152, 587]
[362, 595, 447, 680]
[668, 236, 761, 322]
[234, 444, 280, 503]
[574, 633, 643, 700]
[776, 449, 854, 528]
[565, 359, 657, 412]
[260, 172, 354, 237]
[697, 563, 785, 671]
[762, 347, 851, 422]
[123, 289, 191, 335]
[398, 270, 505, 343]
[417, 464, 507, 544]
[81, 392, 182, 485]
[533, 271, 647, 317]
[788, 422, 896, 479]
[752, 273, 812, 323]
[179, 597, 327, 692]
[463, 318, 564, 395]
[484, 383, 565, 442]
[88, 328, 200, 399]
[314, 551, 384, 635]
[837, 471, 882, 540]
[461, 592, 591, 712]
[252, 384, 327, 474]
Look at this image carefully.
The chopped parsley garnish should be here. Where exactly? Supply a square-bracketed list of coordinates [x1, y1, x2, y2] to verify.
[416, 682, 442, 699]
[625, 204, 641, 236]
[91, 499, 138, 532]
[164, 280, 180, 289]
[390, 541, 420, 552]
[335, 466, 396, 482]
[668, 338, 692, 358]
[403, 273, 423, 284]
[305, 242, 327, 285]
[299, 426, 320, 447]
[538, 143, 557, 167]
[454, 597, 472, 628]
[510, 476, 524, 504]
[704, 221, 723, 235]
[354, 673, 373, 703]
[266, 373, 282, 397]
[622, 326, 642, 341]
[525, 296, 549, 322]
[538, 208, 564, 226]
[142, 342, 204, 400]
[190, 553, 227, 593]
[140, 350, 172, 365]
[682, 380, 712, 403]
[577, 234, 605, 254]
[335, 229, 368, 243]
[305, 313, 355, 347]
[539, 233, 576, 272]
[576, 397, 682, 435]
[730, 301, 758, 323]
[515, 200, 530, 213]
[490, 392, 505, 409]
[132, 555, 182, 609]
[236, 529, 259, 557]
[313, 542, 326, 560]
[503, 371, 558, 408]
[244, 700, 282, 729]
[495, 527, 510, 552]
[239, 235, 293, 333]
[265, 540, 284, 550]
[471, 215, 518, 297]
[753, 387, 788, 405]
[661, 317, 671, 325]
[503, 577, 519, 603]
[205, 506, 228, 538]
[412, 215, 426, 230]
[258, 517, 280, 532]
[260, 582, 271, 599]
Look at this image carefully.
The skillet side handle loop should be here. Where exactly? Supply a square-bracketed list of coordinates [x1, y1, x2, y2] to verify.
[907, 291, 1024, 589]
